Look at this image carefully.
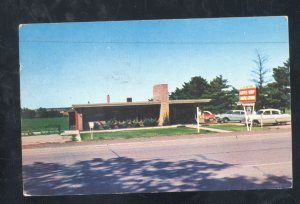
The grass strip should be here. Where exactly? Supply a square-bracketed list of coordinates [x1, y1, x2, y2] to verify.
[209, 124, 266, 132]
[80, 127, 212, 140]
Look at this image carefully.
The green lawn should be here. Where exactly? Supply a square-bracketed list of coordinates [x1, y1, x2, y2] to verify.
[80, 127, 212, 140]
[21, 117, 69, 135]
[209, 124, 265, 132]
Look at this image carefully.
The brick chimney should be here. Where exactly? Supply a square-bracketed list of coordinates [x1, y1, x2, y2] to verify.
[153, 84, 169, 102]
[153, 84, 169, 126]
[107, 95, 110, 103]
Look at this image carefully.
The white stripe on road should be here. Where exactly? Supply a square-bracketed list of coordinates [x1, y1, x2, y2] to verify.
[240, 161, 292, 168]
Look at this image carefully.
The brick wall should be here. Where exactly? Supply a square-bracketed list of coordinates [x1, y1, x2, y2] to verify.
[75, 111, 83, 131]
[153, 84, 169, 125]
[153, 84, 169, 102]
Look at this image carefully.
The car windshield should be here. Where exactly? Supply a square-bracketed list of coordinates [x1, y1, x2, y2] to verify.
[257, 110, 263, 115]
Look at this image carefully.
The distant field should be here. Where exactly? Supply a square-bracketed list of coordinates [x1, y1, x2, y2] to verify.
[21, 117, 68, 135]
[80, 127, 212, 140]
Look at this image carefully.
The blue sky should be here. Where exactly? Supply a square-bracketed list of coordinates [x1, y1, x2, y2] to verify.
[19, 16, 289, 109]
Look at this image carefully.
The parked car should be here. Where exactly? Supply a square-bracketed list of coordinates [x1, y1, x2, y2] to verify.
[203, 111, 217, 122]
[244, 108, 291, 126]
[216, 110, 245, 123]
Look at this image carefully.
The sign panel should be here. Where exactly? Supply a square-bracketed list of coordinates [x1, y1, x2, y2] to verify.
[239, 86, 256, 103]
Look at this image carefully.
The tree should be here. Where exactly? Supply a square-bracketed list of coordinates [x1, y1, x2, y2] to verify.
[202, 75, 239, 113]
[250, 50, 270, 109]
[169, 76, 209, 100]
[21, 108, 36, 119]
[273, 59, 290, 87]
[251, 50, 269, 89]
[35, 107, 62, 118]
[47, 110, 63, 117]
[264, 59, 290, 112]
[170, 75, 239, 114]
[36, 107, 48, 118]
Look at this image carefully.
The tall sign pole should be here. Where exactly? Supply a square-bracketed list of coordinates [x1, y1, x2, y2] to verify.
[196, 107, 200, 133]
[239, 85, 257, 131]
[88, 122, 94, 139]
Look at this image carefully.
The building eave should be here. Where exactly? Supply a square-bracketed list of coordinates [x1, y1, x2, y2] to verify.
[169, 99, 211, 104]
[72, 99, 211, 109]
[72, 101, 161, 108]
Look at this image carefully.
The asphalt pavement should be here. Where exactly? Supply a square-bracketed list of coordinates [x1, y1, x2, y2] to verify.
[22, 127, 292, 196]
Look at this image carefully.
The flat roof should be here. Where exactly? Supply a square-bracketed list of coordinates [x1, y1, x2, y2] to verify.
[169, 99, 211, 104]
[72, 99, 211, 109]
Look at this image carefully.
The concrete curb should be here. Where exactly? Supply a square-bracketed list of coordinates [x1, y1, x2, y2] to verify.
[185, 124, 232, 133]
[61, 130, 81, 142]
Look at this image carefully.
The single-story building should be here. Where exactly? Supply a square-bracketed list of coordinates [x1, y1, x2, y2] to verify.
[69, 84, 211, 130]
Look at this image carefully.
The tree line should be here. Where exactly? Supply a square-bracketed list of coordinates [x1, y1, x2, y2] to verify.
[21, 107, 64, 119]
[170, 53, 290, 114]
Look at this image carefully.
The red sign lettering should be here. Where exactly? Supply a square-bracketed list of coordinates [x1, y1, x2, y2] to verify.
[239, 87, 256, 103]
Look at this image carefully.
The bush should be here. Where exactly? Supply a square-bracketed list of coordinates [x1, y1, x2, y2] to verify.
[104, 118, 123, 129]
[131, 119, 141, 127]
[118, 121, 127, 129]
[104, 119, 114, 129]
[102, 118, 150, 129]
[143, 118, 158, 127]
[125, 120, 131, 128]
[93, 122, 100, 130]
[103, 124, 110, 129]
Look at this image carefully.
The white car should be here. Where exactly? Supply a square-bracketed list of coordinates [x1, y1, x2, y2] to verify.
[216, 110, 245, 123]
[246, 108, 291, 126]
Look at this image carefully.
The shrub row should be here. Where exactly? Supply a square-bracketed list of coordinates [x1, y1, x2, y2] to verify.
[92, 118, 159, 130]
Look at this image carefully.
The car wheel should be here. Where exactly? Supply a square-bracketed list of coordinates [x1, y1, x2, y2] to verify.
[223, 118, 229, 123]
[252, 120, 260, 126]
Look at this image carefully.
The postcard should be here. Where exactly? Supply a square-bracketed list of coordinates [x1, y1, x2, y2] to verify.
[20, 16, 291, 196]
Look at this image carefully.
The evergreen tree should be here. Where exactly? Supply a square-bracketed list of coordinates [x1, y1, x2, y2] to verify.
[203, 75, 239, 113]
[170, 75, 238, 114]
[265, 59, 290, 112]
[169, 76, 209, 99]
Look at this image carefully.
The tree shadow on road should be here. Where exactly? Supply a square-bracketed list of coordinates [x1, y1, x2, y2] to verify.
[22, 155, 292, 196]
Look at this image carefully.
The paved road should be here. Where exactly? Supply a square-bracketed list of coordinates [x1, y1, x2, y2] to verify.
[22, 128, 292, 195]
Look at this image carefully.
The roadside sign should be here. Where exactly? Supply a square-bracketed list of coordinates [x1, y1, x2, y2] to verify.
[196, 107, 201, 133]
[239, 86, 256, 103]
[239, 85, 256, 131]
[88, 122, 94, 139]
